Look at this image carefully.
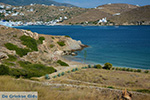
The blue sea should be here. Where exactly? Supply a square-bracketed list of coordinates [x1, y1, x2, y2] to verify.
[15, 25, 150, 69]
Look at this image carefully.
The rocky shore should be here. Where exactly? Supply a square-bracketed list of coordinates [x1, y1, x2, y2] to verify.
[0, 25, 87, 67]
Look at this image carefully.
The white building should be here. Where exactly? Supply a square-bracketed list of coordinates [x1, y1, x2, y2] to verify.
[0, 5, 5, 9]
[113, 13, 120, 16]
[98, 17, 107, 23]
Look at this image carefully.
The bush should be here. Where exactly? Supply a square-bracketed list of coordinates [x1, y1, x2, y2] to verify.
[51, 37, 55, 39]
[121, 68, 126, 71]
[75, 68, 78, 71]
[126, 68, 130, 71]
[65, 35, 71, 38]
[61, 72, 65, 76]
[103, 63, 112, 70]
[67, 71, 71, 73]
[5, 43, 31, 57]
[136, 89, 150, 93]
[88, 65, 92, 68]
[0, 65, 9, 75]
[53, 75, 57, 78]
[57, 41, 65, 46]
[72, 69, 75, 72]
[7, 55, 17, 61]
[58, 73, 61, 77]
[20, 35, 38, 51]
[16, 61, 56, 78]
[137, 69, 142, 73]
[107, 86, 114, 89]
[57, 60, 69, 66]
[50, 44, 55, 48]
[45, 74, 50, 79]
[37, 36, 45, 44]
[112, 67, 115, 70]
[144, 70, 149, 73]
[95, 64, 102, 69]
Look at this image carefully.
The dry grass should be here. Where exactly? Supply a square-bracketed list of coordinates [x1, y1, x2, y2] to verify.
[65, 69, 150, 90]
[0, 76, 118, 100]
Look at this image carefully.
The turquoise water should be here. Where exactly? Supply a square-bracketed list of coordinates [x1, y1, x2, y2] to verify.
[15, 25, 150, 69]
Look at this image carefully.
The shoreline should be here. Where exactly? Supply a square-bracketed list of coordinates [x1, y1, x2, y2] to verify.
[5, 24, 150, 28]
[62, 55, 150, 70]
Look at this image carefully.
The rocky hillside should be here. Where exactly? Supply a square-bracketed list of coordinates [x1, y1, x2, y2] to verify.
[0, 25, 86, 75]
[0, 0, 76, 7]
[63, 9, 112, 24]
[109, 5, 150, 25]
[97, 3, 138, 14]
[2, 4, 87, 22]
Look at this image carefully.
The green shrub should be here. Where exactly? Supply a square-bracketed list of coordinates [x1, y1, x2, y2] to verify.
[45, 74, 50, 79]
[16, 61, 56, 78]
[137, 69, 142, 73]
[0, 65, 10, 75]
[115, 67, 119, 70]
[61, 72, 65, 76]
[75, 68, 78, 71]
[37, 36, 45, 44]
[7, 55, 17, 61]
[112, 67, 115, 70]
[4, 62, 15, 66]
[50, 44, 55, 48]
[88, 65, 92, 68]
[67, 71, 71, 73]
[107, 86, 114, 89]
[95, 64, 102, 69]
[129, 69, 133, 72]
[20, 35, 38, 51]
[103, 63, 112, 70]
[122, 68, 126, 71]
[57, 41, 65, 46]
[126, 68, 130, 71]
[4, 43, 30, 57]
[136, 89, 150, 93]
[58, 73, 61, 77]
[72, 69, 75, 72]
[144, 70, 149, 73]
[57, 60, 69, 66]
[65, 35, 71, 38]
[51, 37, 55, 39]
[53, 75, 57, 78]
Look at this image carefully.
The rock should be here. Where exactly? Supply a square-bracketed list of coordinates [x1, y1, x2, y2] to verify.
[71, 52, 77, 56]
[0, 52, 8, 60]
[54, 50, 63, 55]
[22, 30, 39, 39]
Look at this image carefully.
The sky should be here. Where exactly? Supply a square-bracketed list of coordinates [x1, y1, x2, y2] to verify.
[54, 0, 150, 8]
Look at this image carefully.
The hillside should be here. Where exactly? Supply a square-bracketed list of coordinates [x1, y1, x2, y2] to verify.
[1, 4, 87, 22]
[109, 5, 150, 25]
[97, 3, 138, 14]
[63, 9, 112, 24]
[0, 25, 86, 78]
[63, 3, 139, 24]
[0, 0, 76, 7]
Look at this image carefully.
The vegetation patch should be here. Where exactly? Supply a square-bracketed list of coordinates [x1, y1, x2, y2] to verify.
[16, 61, 56, 78]
[20, 35, 38, 51]
[136, 89, 150, 93]
[65, 35, 71, 38]
[50, 44, 55, 48]
[6, 55, 17, 61]
[4, 43, 30, 57]
[57, 60, 69, 66]
[37, 36, 45, 44]
[0, 65, 10, 75]
[57, 41, 65, 46]
[103, 63, 112, 70]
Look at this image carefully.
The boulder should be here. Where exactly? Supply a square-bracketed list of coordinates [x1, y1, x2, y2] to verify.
[0, 52, 8, 60]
